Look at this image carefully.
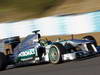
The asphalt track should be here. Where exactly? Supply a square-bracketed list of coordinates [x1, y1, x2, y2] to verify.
[0, 55, 100, 75]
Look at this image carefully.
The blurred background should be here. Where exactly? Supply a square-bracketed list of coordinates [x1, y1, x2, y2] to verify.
[0, 0, 100, 39]
[0, 0, 100, 52]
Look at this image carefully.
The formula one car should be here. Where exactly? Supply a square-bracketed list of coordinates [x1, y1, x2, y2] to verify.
[49, 36, 99, 64]
[0, 30, 99, 71]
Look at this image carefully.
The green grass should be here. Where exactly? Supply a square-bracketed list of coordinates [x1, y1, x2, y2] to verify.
[0, 0, 57, 13]
[0, 0, 100, 22]
[0, 0, 58, 22]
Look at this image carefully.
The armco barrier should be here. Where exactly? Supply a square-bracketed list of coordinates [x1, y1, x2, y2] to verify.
[0, 10, 100, 39]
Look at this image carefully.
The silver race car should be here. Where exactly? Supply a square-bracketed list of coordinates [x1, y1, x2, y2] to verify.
[0, 30, 99, 70]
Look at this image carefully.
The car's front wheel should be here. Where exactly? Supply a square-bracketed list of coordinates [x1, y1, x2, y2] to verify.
[49, 43, 65, 64]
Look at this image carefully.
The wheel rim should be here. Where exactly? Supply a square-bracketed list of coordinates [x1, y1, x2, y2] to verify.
[49, 47, 59, 63]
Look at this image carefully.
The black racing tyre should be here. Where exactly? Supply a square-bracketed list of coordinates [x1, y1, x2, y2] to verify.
[0, 52, 7, 71]
[49, 43, 66, 64]
[82, 36, 97, 47]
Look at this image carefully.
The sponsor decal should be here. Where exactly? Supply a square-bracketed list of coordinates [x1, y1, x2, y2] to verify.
[18, 48, 35, 57]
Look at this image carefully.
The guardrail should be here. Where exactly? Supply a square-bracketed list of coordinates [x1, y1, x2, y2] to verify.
[0, 10, 100, 39]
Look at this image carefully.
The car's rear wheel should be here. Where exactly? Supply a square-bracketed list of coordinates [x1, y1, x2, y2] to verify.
[49, 43, 65, 64]
[82, 36, 97, 47]
[0, 52, 7, 71]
